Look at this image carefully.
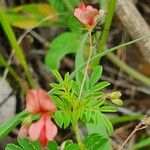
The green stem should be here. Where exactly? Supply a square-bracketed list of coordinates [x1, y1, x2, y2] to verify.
[107, 53, 150, 87]
[73, 123, 85, 150]
[99, 0, 116, 52]
[110, 114, 143, 125]
[70, 35, 150, 79]
[0, 5, 36, 88]
[0, 54, 28, 93]
[63, 0, 74, 12]
[78, 31, 93, 100]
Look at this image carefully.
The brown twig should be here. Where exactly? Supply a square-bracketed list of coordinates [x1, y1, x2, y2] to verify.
[118, 116, 148, 150]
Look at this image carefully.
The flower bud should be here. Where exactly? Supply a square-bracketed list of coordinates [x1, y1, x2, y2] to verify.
[111, 98, 123, 106]
[18, 116, 32, 138]
[109, 91, 122, 99]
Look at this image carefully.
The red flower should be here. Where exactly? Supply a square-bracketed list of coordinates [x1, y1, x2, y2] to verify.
[26, 89, 56, 114]
[19, 89, 57, 147]
[29, 113, 57, 147]
[74, 2, 100, 27]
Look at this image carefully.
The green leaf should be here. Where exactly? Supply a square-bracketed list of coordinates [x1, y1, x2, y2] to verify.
[30, 141, 42, 150]
[84, 110, 92, 123]
[63, 112, 71, 128]
[17, 138, 33, 150]
[99, 106, 116, 112]
[52, 70, 63, 83]
[75, 33, 88, 72]
[89, 66, 103, 87]
[48, 0, 78, 13]
[72, 81, 80, 96]
[84, 133, 109, 150]
[86, 115, 112, 150]
[0, 110, 28, 138]
[53, 111, 63, 128]
[5, 144, 23, 150]
[71, 109, 81, 125]
[5, 138, 43, 150]
[64, 143, 79, 150]
[48, 141, 58, 150]
[45, 32, 80, 70]
[100, 113, 113, 136]
[48, 0, 66, 13]
[6, 3, 58, 29]
[91, 81, 110, 92]
[67, 15, 84, 33]
[76, 70, 84, 85]
[51, 96, 64, 109]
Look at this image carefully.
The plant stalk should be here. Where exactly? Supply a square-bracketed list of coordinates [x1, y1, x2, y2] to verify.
[73, 123, 85, 150]
[119, 117, 147, 150]
[107, 53, 150, 87]
[78, 31, 93, 100]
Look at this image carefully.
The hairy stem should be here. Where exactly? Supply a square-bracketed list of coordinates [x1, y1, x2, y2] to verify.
[78, 31, 93, 100]
[73, 123, 85, 150]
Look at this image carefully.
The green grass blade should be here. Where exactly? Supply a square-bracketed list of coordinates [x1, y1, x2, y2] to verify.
[99, 0, 116, 52]
[133, 137, 150, 149]
[0, 5, 35, 88]
[107, 53, 150, 86]
[0, 54, 28, 93]
[0, 110, 28, 138]
[70, 35, 150, 78]
[110, 114, 143, 125]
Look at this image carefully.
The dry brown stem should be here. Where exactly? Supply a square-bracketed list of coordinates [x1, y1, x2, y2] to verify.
[116, 0, 150, 63]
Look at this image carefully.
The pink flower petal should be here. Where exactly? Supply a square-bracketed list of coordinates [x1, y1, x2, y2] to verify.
[38, 89, 56, 113]
[79, 2, 86, 11]
[18, 125, 28, 138]
[45, 117, 57, 140]
[26, 89, 56, 114]
[26, 90, 41, 114]
[29, 116, 44, 140]
[86, 5, 93, 11]
[74, 2, 100, 26]
[74, 8, 82, 18]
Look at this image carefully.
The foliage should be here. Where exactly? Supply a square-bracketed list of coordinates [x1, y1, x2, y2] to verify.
[5, 138, 58, 150]
[5, 3, 58, 29]
[0, 0, 149, 150]
[45, 32, 81, 70]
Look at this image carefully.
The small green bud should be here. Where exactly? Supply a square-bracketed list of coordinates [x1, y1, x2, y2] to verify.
[111, 98, 123, 106]
[109, 91, 122, 99]
[22, 116, 32, 127]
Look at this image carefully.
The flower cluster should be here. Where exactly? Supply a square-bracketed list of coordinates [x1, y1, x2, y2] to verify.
[18, 89, 57, 147]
